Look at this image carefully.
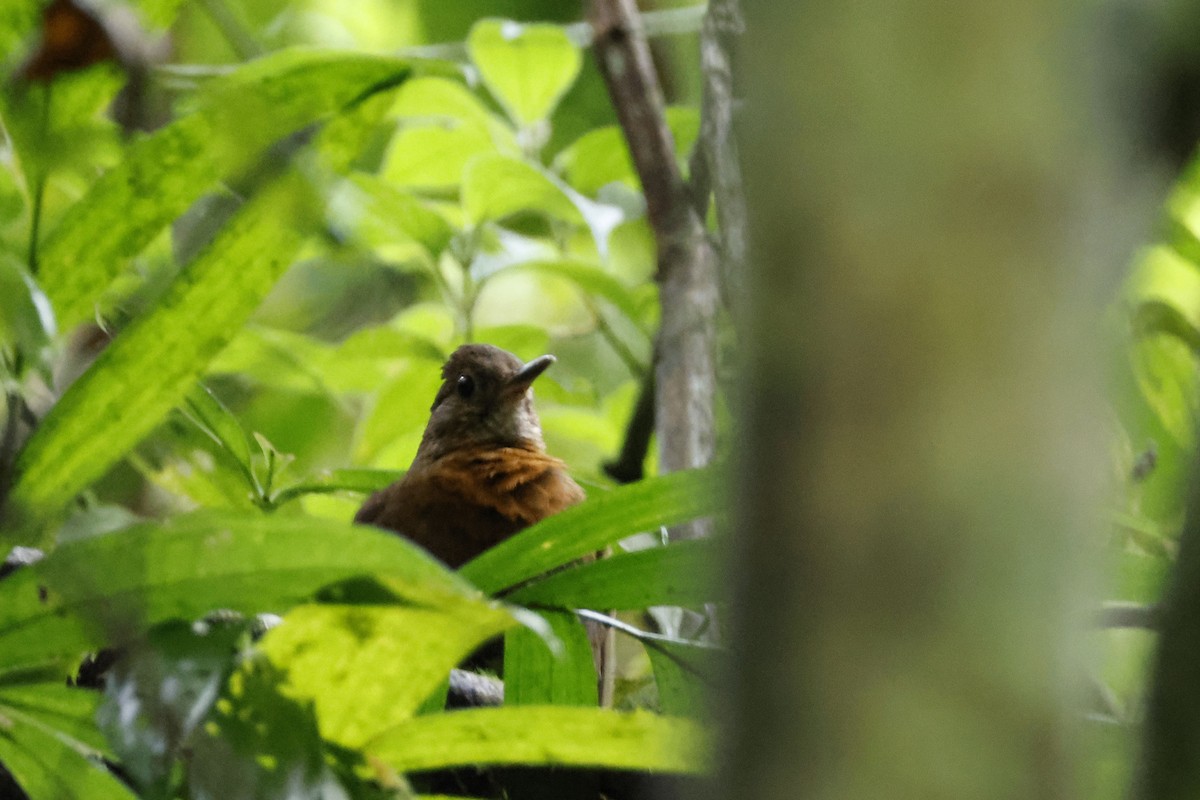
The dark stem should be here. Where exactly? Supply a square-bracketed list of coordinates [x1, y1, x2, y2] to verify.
[603, 368, 655, 484]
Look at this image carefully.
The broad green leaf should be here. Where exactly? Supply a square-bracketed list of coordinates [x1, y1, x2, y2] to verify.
[0, 511, 469, 673]
[461, 467, 720, 594]
[467, 19, 582, 127]
[0, 704, 134, 800]
[390, 75, 517, 150]
[260, 601, 515, 748]
[382, 124, 496, 189]
[7, 171, 309, 536]
[353, 356, 444, 466]
[38, 49, 412, 329]
[504, 609, 597, 706]
[645, 640, 715, 719]
[505, 539, 715, 610]
[338, 172, 455, 256]
[555, 107, 701, 196]
[366, 706, 706, 773]
[0, 682, 109, 753]
[463, 154, 582, 225]
[492, 259, 645, 330]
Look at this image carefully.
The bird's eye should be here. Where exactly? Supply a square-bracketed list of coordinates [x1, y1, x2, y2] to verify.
[456, 374, 475, 399]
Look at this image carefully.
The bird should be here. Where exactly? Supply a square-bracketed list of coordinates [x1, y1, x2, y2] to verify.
[354, 343, 585, 568]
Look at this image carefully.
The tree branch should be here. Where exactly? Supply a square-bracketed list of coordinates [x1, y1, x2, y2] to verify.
[589, 0, 719, 540]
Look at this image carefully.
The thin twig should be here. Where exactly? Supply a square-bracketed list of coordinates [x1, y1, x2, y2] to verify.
[603, 368, 655, 483]
[589, 0, 718, 540]
[1096, 602, 1160, 630]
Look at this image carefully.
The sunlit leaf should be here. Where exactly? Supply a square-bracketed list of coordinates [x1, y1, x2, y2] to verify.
[0, 511, 469, 673]
[366, 706, 706, 774]
[555, 107, 700, 196]
[463, 154, 582, 225]
[38, 49, 412, 329]
[382, 123, 496, 189]
[260, 600, 515, 748]
[467, 19, 581, 127]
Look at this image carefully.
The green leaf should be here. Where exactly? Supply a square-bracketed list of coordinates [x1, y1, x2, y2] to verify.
[506, 539, 716, 610]
[493, 259, 645, 330]
[555, 107, 701, 195]
[0, 704, 135, 800]
[0, 254, 55, 362]
[0, 511, 470, 673]
[260, 600, 515, 748]
[271, 468, 405, 507]
[366, 706, 707, 773]
[38, 49, 412, 329]
[645, 640, 715, 719]
[0, 681, 109, 754]
[467, 19, 582, 127]
[183, 383, 257, 484]
[339, 172, 455, 256]
[504, 609, 597, 706]
[463, 154, 583, 225]
[460, 467, 720, 594]
[382, 123, 496, 189]
[390, 75, 517, 149]
[8, 171, 308, 536]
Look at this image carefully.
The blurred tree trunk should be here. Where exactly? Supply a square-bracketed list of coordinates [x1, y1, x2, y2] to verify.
[720, 3, 1112, 799]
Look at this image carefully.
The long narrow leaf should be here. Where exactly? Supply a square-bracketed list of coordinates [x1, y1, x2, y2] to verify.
[0, 705, 134, 800]
[460, 467, 719, 594]
[366, 706, 706, 774]
[505, 539, 716, 610]
[8, 173, 308, 537]
[0, 512, 470, 673]
[39, 50, 411, 328]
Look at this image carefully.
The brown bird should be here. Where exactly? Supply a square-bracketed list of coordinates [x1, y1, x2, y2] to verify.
[355, 343, 585, 568]
[355, 344, 611, 704]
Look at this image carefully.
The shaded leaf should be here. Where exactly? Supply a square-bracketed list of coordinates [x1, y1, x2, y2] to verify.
[0, 703, 133, 800]
[505, 539, 715, 610]
[461, 467, 719, 594]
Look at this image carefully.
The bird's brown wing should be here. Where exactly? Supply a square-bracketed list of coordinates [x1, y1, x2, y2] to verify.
[353, 447, 584, 567]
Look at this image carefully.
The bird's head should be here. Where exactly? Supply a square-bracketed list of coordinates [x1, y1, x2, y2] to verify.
[414, 344, 555, 461]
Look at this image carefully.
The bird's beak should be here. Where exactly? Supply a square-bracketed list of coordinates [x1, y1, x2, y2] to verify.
[507, 354, 556, 393]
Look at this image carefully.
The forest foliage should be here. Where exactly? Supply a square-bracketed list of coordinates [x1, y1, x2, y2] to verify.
[0, 2, 720, 798]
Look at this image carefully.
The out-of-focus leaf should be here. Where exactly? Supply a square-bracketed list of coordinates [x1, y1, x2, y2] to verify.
[336, 172, 455, 256]
[0, 702, 134, 800]
[463, 154, 582, 225]
[38, 49, 413, 329]
[353, 355, 443, 466]
[461, 467, 720, 594]
[555, 107, 700, 196]
[1128, 333, 1198, 450]
[0, 511, 469, 674]
[366, 706, 707, 774]
[7, 171, 308, 537]
[183, 383, 256, 480]
[382, 123, 495, 189]
[260, 599, 515, 748]
[644, 640, 716, 719]
[506, 539, 715, 610]
[271, 468, 404, 507]
[390, 75, 517, 150]
[0, 254, 55, 362]
[0, 681, 109, 753]
[467, 19, 581, 127]
[504, 609, 597, 706]
[492, 259, 645, 330]
[1128, 246, 1200, 350]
